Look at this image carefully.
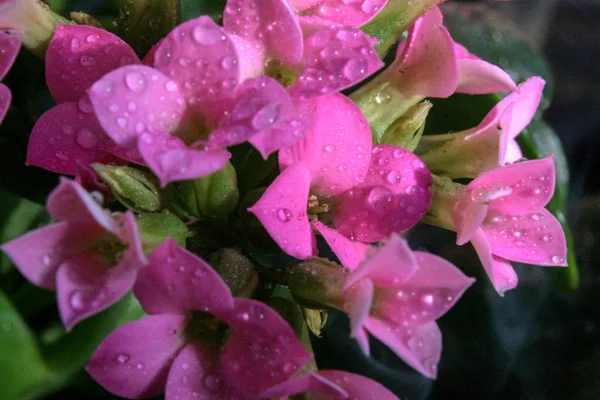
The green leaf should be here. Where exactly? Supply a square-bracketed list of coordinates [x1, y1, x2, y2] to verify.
[135, 212, 189, 254]
[180, 0, 226, 22]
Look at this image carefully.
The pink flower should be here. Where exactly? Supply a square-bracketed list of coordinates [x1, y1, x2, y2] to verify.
[26, 24, 144, 176]
[0, 29, 21, 125]
[316, 231, 474, 378]
[86, 239, 312, 399]
[290, 0, 388, 27]
[1, 178, 147, 330]
[249, 93, 432, 259]
[451, 156, 567, 294]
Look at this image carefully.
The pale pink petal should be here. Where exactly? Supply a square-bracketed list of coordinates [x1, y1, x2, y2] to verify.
[504, 138, 523, 164]
[46, 24, 140, 104]
[365, 318, 441, 378]
[456, 58, 518, 94]
[279, 94, 372, 196]
[354, 325, 371, 355]
[312, 221, 369, 270]
[297, 15, 344, 37]
[454, 197, 489, 246]
[292, 0, 321, 10]
[344, 234, 419, 290]
[333, 146, 433, 242]
[138, 133, 231, 186]
[467, 156, 555, 215]
[0, 221, 104, 290]
[0, 30, 21, 80]
[220, 298, 313, 396]
[505, 77, 545, 140]
[470, 228, 518, 294]
[223, 0, 303, 67]
[26, 101, 126, 175]
[296, 0, 388, 27]
[56, 253, 137, 330]
[0, 83, 11, 124]
[85, 314, 189, 398]
[344, 279, 374, 337]
[88, 65, 184, 148]
[152, 16, 242, 125]
[483, 208, 567, 266]
[116, 211, 147, 266]
[259, 371, 347, 399]
[290, 27, 383, 99]
[47, 178, 119, 234]
[315, 370, 399, 400]
[394, 7, 458, 99]
[134, 238, 234, 318]
[248, 162, 315, 259]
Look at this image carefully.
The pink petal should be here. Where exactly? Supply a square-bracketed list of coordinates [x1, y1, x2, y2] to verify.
[453, 196, 489, 246]
[0, 30, 21, 80]
[456, 58, 518, 94]
[88, 65, 184, 148]
[365, 318, 441, 378]
[47, 178, 119, 234]
[504, 138, 523, 164]
[46, 24, 140, 104]
[354, 325, 371, 355]
[504, 77, 545, 140]
[166, 341, 246, 400]
[344, 234, 419, 290]
[0, 83, 11, 125]
[483, 208, 567, 266]
[248, 162, 315, 259]
[292, 0, 322, 10]
[279, 94, 372, 196]
[467, 156, 555, 215]
[134, 238, 234, 318]
[315, 370, 399, 400]
[295, 0, 388, 27]
[208, 76, 305, 158]
[470, 228, 518, 294]
[116, 211, 147, 266]
[290, 27, 383, 99]
[259, 371, 347, 399]
[0, 221, 104, 290]
[138, 133, 231, 186]
[26, 101, 126, 175]
[85, 314, 189, 398]
[152, 16, 242, 125]
[394, 7, 458, 99]
[220, 298, 312, 396]
[333, 146, 433, 242]
[74, 163, 113, 200]
[312, 221, 369, 270]
[344, 279, 374, 337]
[56, 253, 137, 330]
[223, 0, 303, 67]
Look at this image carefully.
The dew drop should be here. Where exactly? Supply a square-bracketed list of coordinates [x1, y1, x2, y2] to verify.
[42, 254, 52, 266]
[203, 374, 221, 392]
[542, 234, 553, 242]
[252, 103, 280, 129]
[115, 353, 130, 364]
[277, 208, 293, 222]
[116, 117, 128, 128]
[282, 362, 296, 374]
[386, 169, 402, 184]
[338, 164, 347, 172]
[76, 128, 98, 149]
[324, 144, 335, 152]
[393, 148, 404, 158]
[368, 186, 393, 209]
[93, 80, 115, 97]
[551, 255, 565, 264]
[61, 124, 74, 135]
[221, 56, 236, 70]
[80, 55, 93, 67]
[70, 38, 80, 51]
[192, 25, 222, 45]
[69, 291, 88, 311]
[343, 58, 367, 80]
[125, 71, 147, 93]
[86, 34, 100, 43]
[165, 80, 179, 92]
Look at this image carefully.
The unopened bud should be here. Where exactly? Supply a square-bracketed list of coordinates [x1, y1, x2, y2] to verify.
[92, 164, 162, 212]
[381, 101, 431, 151]
[209, 248, 257, 298]
[288, 258, 348, 310]
[302, 308, 328, 338]
[135, 212, 188, 255]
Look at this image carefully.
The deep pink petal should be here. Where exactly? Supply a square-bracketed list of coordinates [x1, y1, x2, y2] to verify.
[483, 208, 568, 266]
[470, 228, 518, 294]
[394, 7, 458, 99]
[88, 65, 185, 148]
[134, 238, 234, 317]
[56, 253, 137, 330]
[46, 24, 140, 104]
[365, 318, 441, 379]
[223, 0, 303, 67]
[74, 163, 113, 200]
[0, 30, 21, 80]
[344, 234, 419, 290]
[248, 162, 315, 259]
[259, 371, 347, 399]
[290, 27, 383, 99]
[26, 101, 126, 175]
[296, 0, 388, 27]
[312, 221, 369, 270]
[279, 94, 372, 196]
[138, 133, 231, 186]
[0, 221, 104, 290]
[85, 314, 189, 398]
[467, 156, 555, 215]
[456, 58, 517, 94]
[0, 83, 11, 124]
[333, 146, 433, 242]
[344, 279, 374, 337]
[315, 370, 399, 400]
[220, 298, 312, 396]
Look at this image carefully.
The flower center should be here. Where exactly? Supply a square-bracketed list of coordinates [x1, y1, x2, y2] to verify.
[307, 195, 333, 224]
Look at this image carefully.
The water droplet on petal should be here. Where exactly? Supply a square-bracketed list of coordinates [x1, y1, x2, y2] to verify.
[368, 186, 393, 210]
[165, 80, 179, 92]
[125, 71, 147, 93]
[76, 128, 98, 149]
[324, 144, 335, 152]
[343, 58, 367, 80]
[551, 255, 565, 264]
[93, 80, 115, 97]
[70, 38, 80, 51]
[203, 374, 221, 392]
[42, 254, 52, 266]
[386, 169, 402, 184]
[192, 25, 222, 45]
[86, 34, 100, 43]
[220, 56, 236, 70]
[277, 208, 293, 222]
[252, 103, 280, 130]
[77, 96, 93, 113]
[115, 353, 130, 363]
[61, 125, 74, 135]
[282, 362, 296, 374]
[80, 55, 94, 66]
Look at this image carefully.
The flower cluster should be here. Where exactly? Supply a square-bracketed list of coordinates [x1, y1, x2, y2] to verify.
[0, 0, 569, 399]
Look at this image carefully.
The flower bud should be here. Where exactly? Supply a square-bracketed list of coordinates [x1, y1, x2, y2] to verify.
[288, 258, 348, 310]
[177, 161, 239, 218]
[302, 308, 328, 338]
[381, 101, 431, 151]
[135, 212, 188, 255]
[209, 248, 258, 298]
[92, 164, 162, 213]
[69, 12, 104, 29]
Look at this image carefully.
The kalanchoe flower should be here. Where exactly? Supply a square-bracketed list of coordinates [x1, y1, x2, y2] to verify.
[1, 178, 147, 330]
[416, 77, 546, 179]
[0, 29, 21, 125]
[86, 239, 312, 399]
[429, 156, 568, 294]
[249, 93, 432, 259]
[290, 0, 388, 28]
[26, 24, 143, 175]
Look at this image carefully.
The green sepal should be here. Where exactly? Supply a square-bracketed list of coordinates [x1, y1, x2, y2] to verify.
[381, 100, 431, 150]
[135, 212, 188, 254]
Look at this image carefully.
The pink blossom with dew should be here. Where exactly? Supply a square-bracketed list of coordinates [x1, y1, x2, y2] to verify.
[1, 178, 147, 330]
[86, 239, 313, 399]
[249, 93, 432, 259]
[26, 24, 144, 176]
[290, 0, 389, 28]
[316, 232, 474, 378]
[0, 29, 21, 125]
[452, 156, 567, 294]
